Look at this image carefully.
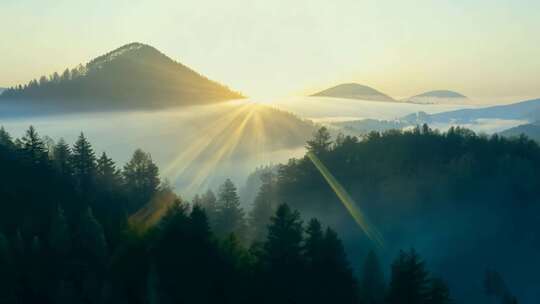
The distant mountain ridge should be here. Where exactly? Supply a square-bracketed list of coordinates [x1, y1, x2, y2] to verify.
[400, 98, 540, 124]
[500, 122, 540, 142]
[310, 83, 395, 102]
[0, 42, 243, 112]
[405, 90, 467, 104]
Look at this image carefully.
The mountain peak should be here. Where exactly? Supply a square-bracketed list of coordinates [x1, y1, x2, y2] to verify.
[310, 83, 395, 102]
[412, 90, 467, 99]
[405, 90, 467, 104]
[1, 42, 243, 111]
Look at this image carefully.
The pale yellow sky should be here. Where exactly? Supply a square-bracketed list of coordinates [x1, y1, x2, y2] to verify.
[1, 0, 540, 103]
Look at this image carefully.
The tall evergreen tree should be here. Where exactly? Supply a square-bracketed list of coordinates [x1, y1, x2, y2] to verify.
[214, 179, 246, 239]
[123, 149, 160, 212]
[260, 203, 304, 303]
[52, 138, 73, 177]
[387, 249, 430, 304]
[360, 250, 386, 304]
[249, 171, 278, 242]
[0, 126, 14, 149]
[96, 152, 121, 188]
[20, 126, 48, 165]
[199, 189, 218, 225]
[71, 133, 96, 193]
[306, 126, 332, 155]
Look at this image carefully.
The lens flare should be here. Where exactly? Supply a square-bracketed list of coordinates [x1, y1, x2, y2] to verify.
[306, 151, 384, 247]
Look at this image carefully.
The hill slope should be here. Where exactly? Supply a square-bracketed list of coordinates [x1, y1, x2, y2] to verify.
[500, 122, 540, 142]
[310, 83, 395, 102]
[0, 43, 243, 111]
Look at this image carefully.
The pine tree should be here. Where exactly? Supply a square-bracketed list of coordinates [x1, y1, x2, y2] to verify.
[306, 126, 332, 155]
[199, 189, 218, 226]
[190, 205, 211, 241]
[96, 152, 121, 187]
[71, 133, 96, 192]
[360, 250, 386, 304]
[52, 138, 73, 177]
[123, 149, 160, 212]
[387, 249, 430, 304]
[0, 126, 14, 149]
[260, 203, 305, 303]
[263, 203, 304, 267]
[304, 218, 324, 263]
[249, 171, 278, 242]
[20, 125, 48, 165]
[214, 179, 246, 239]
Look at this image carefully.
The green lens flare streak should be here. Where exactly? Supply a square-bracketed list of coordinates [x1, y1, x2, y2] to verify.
[307, 151, 384, 248]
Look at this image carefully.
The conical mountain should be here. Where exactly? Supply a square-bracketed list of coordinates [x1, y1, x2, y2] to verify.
[310, 83, 395, 102]
[405, 90, 467, 104]
[0, 42, 243, 111]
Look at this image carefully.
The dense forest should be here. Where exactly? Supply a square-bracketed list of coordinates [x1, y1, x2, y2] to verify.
[0, 125, 458, 304]
[0, 43, 243, 112]
[0, 124, 535, 303]
[250, 125, 538, 303]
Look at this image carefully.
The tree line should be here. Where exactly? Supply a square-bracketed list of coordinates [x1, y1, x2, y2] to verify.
[247, 125, 534, 304]
[0, 125, 457, 304]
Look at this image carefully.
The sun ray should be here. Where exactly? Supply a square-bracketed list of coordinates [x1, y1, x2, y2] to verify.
[307, 151, 384, 247]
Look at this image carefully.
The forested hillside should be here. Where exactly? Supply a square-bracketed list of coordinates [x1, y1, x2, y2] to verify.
[0, 43, 243, 112]
[0, 126, 455, 304]
[246, 125, 538, 303]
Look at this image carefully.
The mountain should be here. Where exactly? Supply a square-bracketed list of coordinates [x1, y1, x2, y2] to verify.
[401, 98, 540, 124]
[310, 83, 395, 102]
[0, 87, 5, 93]
[0, 43, 243, 112]
[405, 90, 467, 104]
[500, 122, 540, 142]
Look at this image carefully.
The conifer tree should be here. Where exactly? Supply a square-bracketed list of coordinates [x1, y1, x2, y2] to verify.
[260, 203, 305, 303]
[96, 152, 121, 188]
[0, 126, 14, 149]
[215, 179, 246, 239]
[387, 249, 430, 304]
[71, 133, 96, 192]
[123, 149, 160, 212]
[52, 138, 73, 177]
[360, 250, 386, 304]
[20, 126, 48, 165]
[306, 126, 332, 155]
[199, 189, 218, 225]
[249, 171, 278, 242]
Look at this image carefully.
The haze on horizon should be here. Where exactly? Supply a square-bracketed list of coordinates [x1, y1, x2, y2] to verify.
[1, 0, 540, 103]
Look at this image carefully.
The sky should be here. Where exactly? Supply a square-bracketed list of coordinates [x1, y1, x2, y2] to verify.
[1, 0, 540, 103]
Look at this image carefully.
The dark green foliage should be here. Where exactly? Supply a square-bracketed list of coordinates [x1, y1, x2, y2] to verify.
[214, 179, 246, 239]
[71, 132, 96, 193]
[306, 126, 332, 155]
[387, 249, 430, 304]
[360, 250, 386, 304]
[248, 170, 278, 242]
[123, 149, 160, 212]
[427, 278, 452, 304]
[0, 125, 463, 304]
